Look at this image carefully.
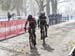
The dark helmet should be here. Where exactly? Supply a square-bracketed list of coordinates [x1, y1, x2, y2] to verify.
[28, 15, 32, 20]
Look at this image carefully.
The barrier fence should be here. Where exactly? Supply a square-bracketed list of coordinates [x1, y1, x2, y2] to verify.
[0, 19, 26, 40]
[48, 14, 62, 25]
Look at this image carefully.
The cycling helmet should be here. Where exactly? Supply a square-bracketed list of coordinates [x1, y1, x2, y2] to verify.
[40, 11, 45, 16]
[28, 15, 32, 20]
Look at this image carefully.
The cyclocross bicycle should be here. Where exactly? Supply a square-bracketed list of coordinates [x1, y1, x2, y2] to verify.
[29, 28, 36, 49]
[41, 25, 46, 45]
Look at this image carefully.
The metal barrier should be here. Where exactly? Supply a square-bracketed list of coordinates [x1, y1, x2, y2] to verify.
[48, 14, 62, 25]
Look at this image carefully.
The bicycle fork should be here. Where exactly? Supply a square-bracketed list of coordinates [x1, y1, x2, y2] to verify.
[29, 32, 36, 49]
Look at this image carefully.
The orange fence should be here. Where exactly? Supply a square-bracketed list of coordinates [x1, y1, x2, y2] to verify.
[0, 19, 26, 40]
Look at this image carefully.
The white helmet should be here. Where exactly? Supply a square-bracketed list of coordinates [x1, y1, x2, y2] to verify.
[40, 11, 45, 16]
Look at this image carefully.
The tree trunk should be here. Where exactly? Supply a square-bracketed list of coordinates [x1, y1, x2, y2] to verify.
[15, 0, 23, 16]
[51, 0, 55, 14]
[39, 1, 44, 15]
[24, 8, 27, 16]
[46, 0, 50, 16]
[24, 0, 27, 16]
[55, 0, 57, 14]
[51, 0, 57, 14]
[16, 8, 20, 16]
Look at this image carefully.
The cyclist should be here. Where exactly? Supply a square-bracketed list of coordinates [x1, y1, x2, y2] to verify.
[24, 15, 36, 47]
[38, 11, 48, 40]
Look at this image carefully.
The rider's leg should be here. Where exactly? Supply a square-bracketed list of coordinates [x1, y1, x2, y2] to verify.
[45, 25, 48, 37]
[28, 29, 33, 49]
[40, 26, 43, 40]
[28, 29, 31, 39]
[32, 28, 36, 46]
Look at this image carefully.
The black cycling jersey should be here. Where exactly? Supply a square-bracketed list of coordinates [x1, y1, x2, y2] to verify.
[28, 18, 36, 28]
[38, 15, 47, 25]
[38, 14, 48, 39]
[25, 17, 36, 29]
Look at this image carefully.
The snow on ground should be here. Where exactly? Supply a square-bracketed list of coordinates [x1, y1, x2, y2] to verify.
[0, 21, 75, 56]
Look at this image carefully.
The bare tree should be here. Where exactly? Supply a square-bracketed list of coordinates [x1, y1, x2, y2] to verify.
[51, 0, 57, 14]
[23, 0, 27, 16]
[35, 0, 47, 14]
[46, 0, 50, 16]
[13, 0, 23, 16]
[0, 0, 12, 11]
[0, 0, 23, 16]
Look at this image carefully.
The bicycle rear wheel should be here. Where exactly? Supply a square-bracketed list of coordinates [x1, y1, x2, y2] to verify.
[29, 37, 33, 49]
[32, 37, 36, 47]
[42, 27, 46, 44]
[29, 29, 36, 49]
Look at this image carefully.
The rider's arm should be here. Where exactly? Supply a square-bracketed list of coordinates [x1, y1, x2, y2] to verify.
[32, 17, 36, 25]
[24, 19, 28, 30]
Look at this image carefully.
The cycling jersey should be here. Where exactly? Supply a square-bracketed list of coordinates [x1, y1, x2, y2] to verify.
[25, 17, 36, 29]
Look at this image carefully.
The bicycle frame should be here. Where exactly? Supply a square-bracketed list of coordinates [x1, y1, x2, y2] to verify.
[41, 25, 46, 44]
[29, 28, 36, 49]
